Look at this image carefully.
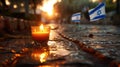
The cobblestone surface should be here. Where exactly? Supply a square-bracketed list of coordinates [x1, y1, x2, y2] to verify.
[57, 24, 120, 60]
[0, 24, 120, 67]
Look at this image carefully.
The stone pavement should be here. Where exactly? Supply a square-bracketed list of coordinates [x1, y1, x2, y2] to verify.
[57, 24, 120, 66]
[0, 23, 120, 67]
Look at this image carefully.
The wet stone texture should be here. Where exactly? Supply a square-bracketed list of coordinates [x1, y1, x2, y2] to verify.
[0, 24, 120, 67]
[58, 24, 120, 61]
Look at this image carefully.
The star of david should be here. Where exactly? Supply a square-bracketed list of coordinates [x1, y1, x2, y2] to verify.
[76, 16, 79, 19]
[97, 10, 102, 16]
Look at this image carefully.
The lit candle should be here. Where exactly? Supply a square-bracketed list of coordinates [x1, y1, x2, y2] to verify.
[31, 24, 50, 41]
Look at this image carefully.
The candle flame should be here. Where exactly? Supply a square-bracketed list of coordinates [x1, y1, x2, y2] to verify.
[40, 24, 44, 31]
[40, 0, 61, 16]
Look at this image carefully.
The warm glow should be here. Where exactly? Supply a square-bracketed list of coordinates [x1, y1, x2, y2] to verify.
[32, 52, 48, 63]
[0, 2, 2, 6]
[113, 0, 116, 3]
[40, 0, 61, 16]
[39, 52, 48, 63]
[90, 0, 97, 3]
[58, 0, 61, 2]
[47, 41, 56, 46]
[31, 25, 50, 41]
[13, 4, 17, 9]
[21, 3, 24, 7]
[95, 45, 103, 49]
[5, 0, 10, 6]
[29, 5, 32, 8]
[15, 54, 21, 57]
[40, 24, 44, 31]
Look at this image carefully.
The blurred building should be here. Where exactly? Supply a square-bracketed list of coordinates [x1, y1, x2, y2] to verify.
[0, 0, 42, 14]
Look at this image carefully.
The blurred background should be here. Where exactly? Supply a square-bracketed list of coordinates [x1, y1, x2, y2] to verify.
[0, 0, 120, 67]
[0, 0, 120, 24]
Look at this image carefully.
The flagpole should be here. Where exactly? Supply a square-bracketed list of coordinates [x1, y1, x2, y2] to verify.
[103, 0, 106, 33]
[98, 0, 106, 33]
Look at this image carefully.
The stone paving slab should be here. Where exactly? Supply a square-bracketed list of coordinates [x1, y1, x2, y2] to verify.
[0, 28, 110, 67]
[57, 24, 120, 60]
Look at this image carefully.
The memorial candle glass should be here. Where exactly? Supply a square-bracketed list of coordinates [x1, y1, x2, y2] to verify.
[31, 24, 50, 42]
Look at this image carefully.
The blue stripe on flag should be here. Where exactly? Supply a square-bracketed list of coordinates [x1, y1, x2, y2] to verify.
[92, 15, 106, 20]
[72, 13, 81, 16]
[72, 20, 80, 22]
[89, 3, 105, 15]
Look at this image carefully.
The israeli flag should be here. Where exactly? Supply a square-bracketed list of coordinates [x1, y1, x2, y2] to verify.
[89, 2, 106, 21]
[71, 12, 81, 22]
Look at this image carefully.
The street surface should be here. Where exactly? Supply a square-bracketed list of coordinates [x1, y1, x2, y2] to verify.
[58, 24, 120, 60]
[0, 24, 120, 67]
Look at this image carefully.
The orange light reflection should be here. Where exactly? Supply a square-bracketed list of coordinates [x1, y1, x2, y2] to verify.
[39, 52, 48, 63]
[31, 48, 49, 63]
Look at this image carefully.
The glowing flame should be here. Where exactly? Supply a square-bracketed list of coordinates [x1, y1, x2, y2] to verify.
[40, 0, 61, 16]
[40, 24, 44, 31]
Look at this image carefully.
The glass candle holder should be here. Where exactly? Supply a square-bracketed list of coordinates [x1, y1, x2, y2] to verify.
[31, 24, 50, 42]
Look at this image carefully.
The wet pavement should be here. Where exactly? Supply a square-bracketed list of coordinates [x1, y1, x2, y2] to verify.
[0, 24, 120, 67]
[57, 24, 120, 60]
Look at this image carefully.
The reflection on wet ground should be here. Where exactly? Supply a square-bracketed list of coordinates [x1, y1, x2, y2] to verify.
[0, 24, 120, 67]
[0, 29, 94, 67]
[58, 24, 120, 59]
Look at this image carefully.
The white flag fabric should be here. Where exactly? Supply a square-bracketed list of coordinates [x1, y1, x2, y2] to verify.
[89, 2, 106, 21]
[71, 12, 81, 22]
